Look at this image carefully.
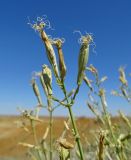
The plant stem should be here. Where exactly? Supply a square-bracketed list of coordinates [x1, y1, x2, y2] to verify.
[72, 85, 80, 101]
[40, 142, 48, 160]
[61, 83, 84, 160]
[68, 106, 84, 160]
[49, 110, 53, 160]
[48, 98, 53, 160]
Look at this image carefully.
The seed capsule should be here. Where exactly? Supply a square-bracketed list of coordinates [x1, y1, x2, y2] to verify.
[119, 67, 128, 86]
[77, 35, 93, 86]
[83, 75, 93, 91]
[31, 79, 42, 105]
[51, 39, 67, 81]
[58, 138, 74, 149]
[42, 65, 52, 95]
[99, 89, 108, 108]
[31, 20, 59, 79]
[41, 30, 59, 79]
[86, 64, 98, 75]
[120, 86, 130, 101]
[40, 74, 48, 97]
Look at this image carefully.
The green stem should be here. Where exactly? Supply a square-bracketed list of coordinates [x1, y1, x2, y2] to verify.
[72, 85, 80, 101]
[49, 110, 53, 160]
[62, 83, 69, 103]
[61, 83, 84, 160]
[40, 142, 48, 160]
[48, 98, 53, 160]
[68, 106, 84, 160]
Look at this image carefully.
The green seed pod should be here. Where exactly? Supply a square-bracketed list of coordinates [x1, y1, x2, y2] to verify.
[41, 30, 59, 79]
[83, 75, 93, 91]
[39, 74, 48, 97]
[77, 35, 93, 86]
[99, 89, 108, 115]
[86, 64, 98, 74]
[31, 79, 42, 105]
[51, 39, 67, 81]
[120, 86, 130, 101]
[29, 20, 59, 78]
[119, 67, 128, 86]
[42, 65, 52, 95]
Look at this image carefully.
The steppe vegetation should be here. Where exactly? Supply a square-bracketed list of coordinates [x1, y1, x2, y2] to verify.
[1, 16, 131, 160]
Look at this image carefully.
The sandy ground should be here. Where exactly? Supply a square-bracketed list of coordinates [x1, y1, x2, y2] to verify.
[0, 115, 124, 160]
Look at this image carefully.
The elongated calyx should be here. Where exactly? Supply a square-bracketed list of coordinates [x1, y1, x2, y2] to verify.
[119, 67, 128, 86]
[51, 39, 67, 81]
[41, 31, 59, 79]
[31, 20, 59, 80]
[31, 79, 42, 105]
[42, 64, 52, 95]
[83, 75, 93, 91]
[77, 35, 93, 86]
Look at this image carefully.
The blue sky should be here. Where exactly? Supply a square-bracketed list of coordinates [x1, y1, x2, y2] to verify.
[0, 0, 131, 116]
